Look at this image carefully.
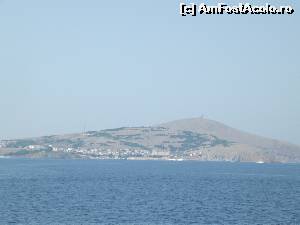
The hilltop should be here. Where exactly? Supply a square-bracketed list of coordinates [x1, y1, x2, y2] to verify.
[1, 118, 300, 163]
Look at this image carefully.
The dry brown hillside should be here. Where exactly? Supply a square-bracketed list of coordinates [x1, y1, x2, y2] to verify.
[1, 118, 300, 163]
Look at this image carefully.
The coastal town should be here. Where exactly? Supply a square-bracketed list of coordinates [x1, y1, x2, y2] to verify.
[0, 139, 207, 161]
[0, 125, 231, 161]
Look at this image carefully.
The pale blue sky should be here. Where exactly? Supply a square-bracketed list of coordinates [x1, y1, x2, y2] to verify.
[0, 0, 299, 144]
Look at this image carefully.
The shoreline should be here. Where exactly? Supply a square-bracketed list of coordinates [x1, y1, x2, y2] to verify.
[1, 155, 299, 164]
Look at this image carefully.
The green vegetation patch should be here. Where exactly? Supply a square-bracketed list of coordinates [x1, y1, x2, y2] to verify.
[170, 131, 232, 152]
[6, 139, 37, 148]
[120, 141, 149, 150]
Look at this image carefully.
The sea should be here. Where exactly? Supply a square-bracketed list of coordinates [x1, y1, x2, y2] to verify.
[0, 159, 299, 225]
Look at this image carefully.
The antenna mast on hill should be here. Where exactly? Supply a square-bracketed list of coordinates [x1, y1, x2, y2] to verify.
[83, 122, 87, 134]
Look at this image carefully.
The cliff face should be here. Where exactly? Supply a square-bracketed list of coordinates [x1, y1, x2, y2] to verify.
[1, 118, 300, 163]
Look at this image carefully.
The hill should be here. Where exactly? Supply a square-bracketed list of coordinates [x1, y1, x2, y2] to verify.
[1, 118, 299, 163]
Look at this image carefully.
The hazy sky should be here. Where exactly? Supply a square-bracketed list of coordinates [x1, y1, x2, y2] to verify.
[0, 0, 299, 144]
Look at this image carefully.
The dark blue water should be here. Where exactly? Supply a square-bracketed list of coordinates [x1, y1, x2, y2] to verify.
[0, 159, 299, 225]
